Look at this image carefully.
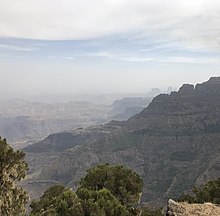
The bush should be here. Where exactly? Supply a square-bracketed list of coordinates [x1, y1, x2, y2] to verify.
[78, 164, 143, 207]
[178, 178, 220, 204]
[30, 185, 83, 216]
[0, 137, 28, 216]
[30, 164, 144, 215]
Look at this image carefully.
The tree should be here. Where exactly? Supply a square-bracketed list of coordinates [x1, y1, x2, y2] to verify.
[30, 185, 83, 216]
[0, 137, 29, 216]
[78, 164, 143, 207]
[139, 207, 163, 216]
[178, 178, 220, 204]
[30, 185, 129, 216]
[30, 164, 144, 215]
[77, 188, 129, 216]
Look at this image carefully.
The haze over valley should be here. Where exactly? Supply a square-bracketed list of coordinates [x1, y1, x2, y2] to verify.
[1, 0, 220, 215]
[0, 88, 170, 148]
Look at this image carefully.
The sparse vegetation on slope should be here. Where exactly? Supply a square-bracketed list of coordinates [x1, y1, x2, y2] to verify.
[178, 178, 220, 204]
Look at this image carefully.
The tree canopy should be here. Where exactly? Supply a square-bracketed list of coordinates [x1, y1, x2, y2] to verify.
[77, 188, 129, 216]
[178, 178, 220, 204]
[30, 164, 144, 216]
[30, 185, 83, 216]
[78, 164, 143, 207]
[0, 137, 28, 216]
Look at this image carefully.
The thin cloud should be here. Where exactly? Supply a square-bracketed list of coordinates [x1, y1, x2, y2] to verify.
[118, 56, 156, 62]
[48, 56, 75, 60]
[84, 51, 155, 62]
[0, 44, 36, 51]
[0, 0, 220, 51]
[160, 56, 220, 64]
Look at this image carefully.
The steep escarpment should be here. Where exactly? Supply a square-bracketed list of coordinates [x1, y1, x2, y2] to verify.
[109, 97, 152, 119]
[24, 121, 124, 153]
[23, 121, 124, 174]
[24, 77, 220, 205]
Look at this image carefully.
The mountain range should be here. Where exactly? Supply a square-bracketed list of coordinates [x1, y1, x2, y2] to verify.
[22, 77, 220, 206]
[0, 97, 153, 148]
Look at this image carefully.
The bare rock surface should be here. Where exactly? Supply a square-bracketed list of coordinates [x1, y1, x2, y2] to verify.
[166, 199, 220, 216]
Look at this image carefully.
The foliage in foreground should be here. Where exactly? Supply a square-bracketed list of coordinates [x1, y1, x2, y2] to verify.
[77, 188, 129, 216]
[30, 164, 145, 215]
[0, 141, 161, 216]
[0, 137, 28, 216]
[30, 185, 83, 216]
[139, 207, 163, 216]
[77, 164, 144, 207]
[178, 178, 220, 204]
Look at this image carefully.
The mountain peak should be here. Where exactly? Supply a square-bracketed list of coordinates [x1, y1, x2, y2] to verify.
[178, 84, 195, 95]
[208, 76, 220, 83]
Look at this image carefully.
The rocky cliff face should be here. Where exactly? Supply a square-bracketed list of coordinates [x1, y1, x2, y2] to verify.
[24, 122, 124, 153]
[109, 97, 152, 116]
[23, 77, 220, 205]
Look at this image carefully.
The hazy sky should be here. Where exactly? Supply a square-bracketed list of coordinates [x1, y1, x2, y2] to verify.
[1, 0, 220, 97]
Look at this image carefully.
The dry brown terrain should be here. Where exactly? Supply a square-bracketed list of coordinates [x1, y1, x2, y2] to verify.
[166, 199, 220, 216]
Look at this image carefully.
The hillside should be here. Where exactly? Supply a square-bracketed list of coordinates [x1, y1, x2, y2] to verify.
[23, 77, 220, 205]
[0, 96, 153, 148]
[0, 100, 112, 148]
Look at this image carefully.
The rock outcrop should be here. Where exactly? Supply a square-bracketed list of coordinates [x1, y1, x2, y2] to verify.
[166, 199, 220, 216]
